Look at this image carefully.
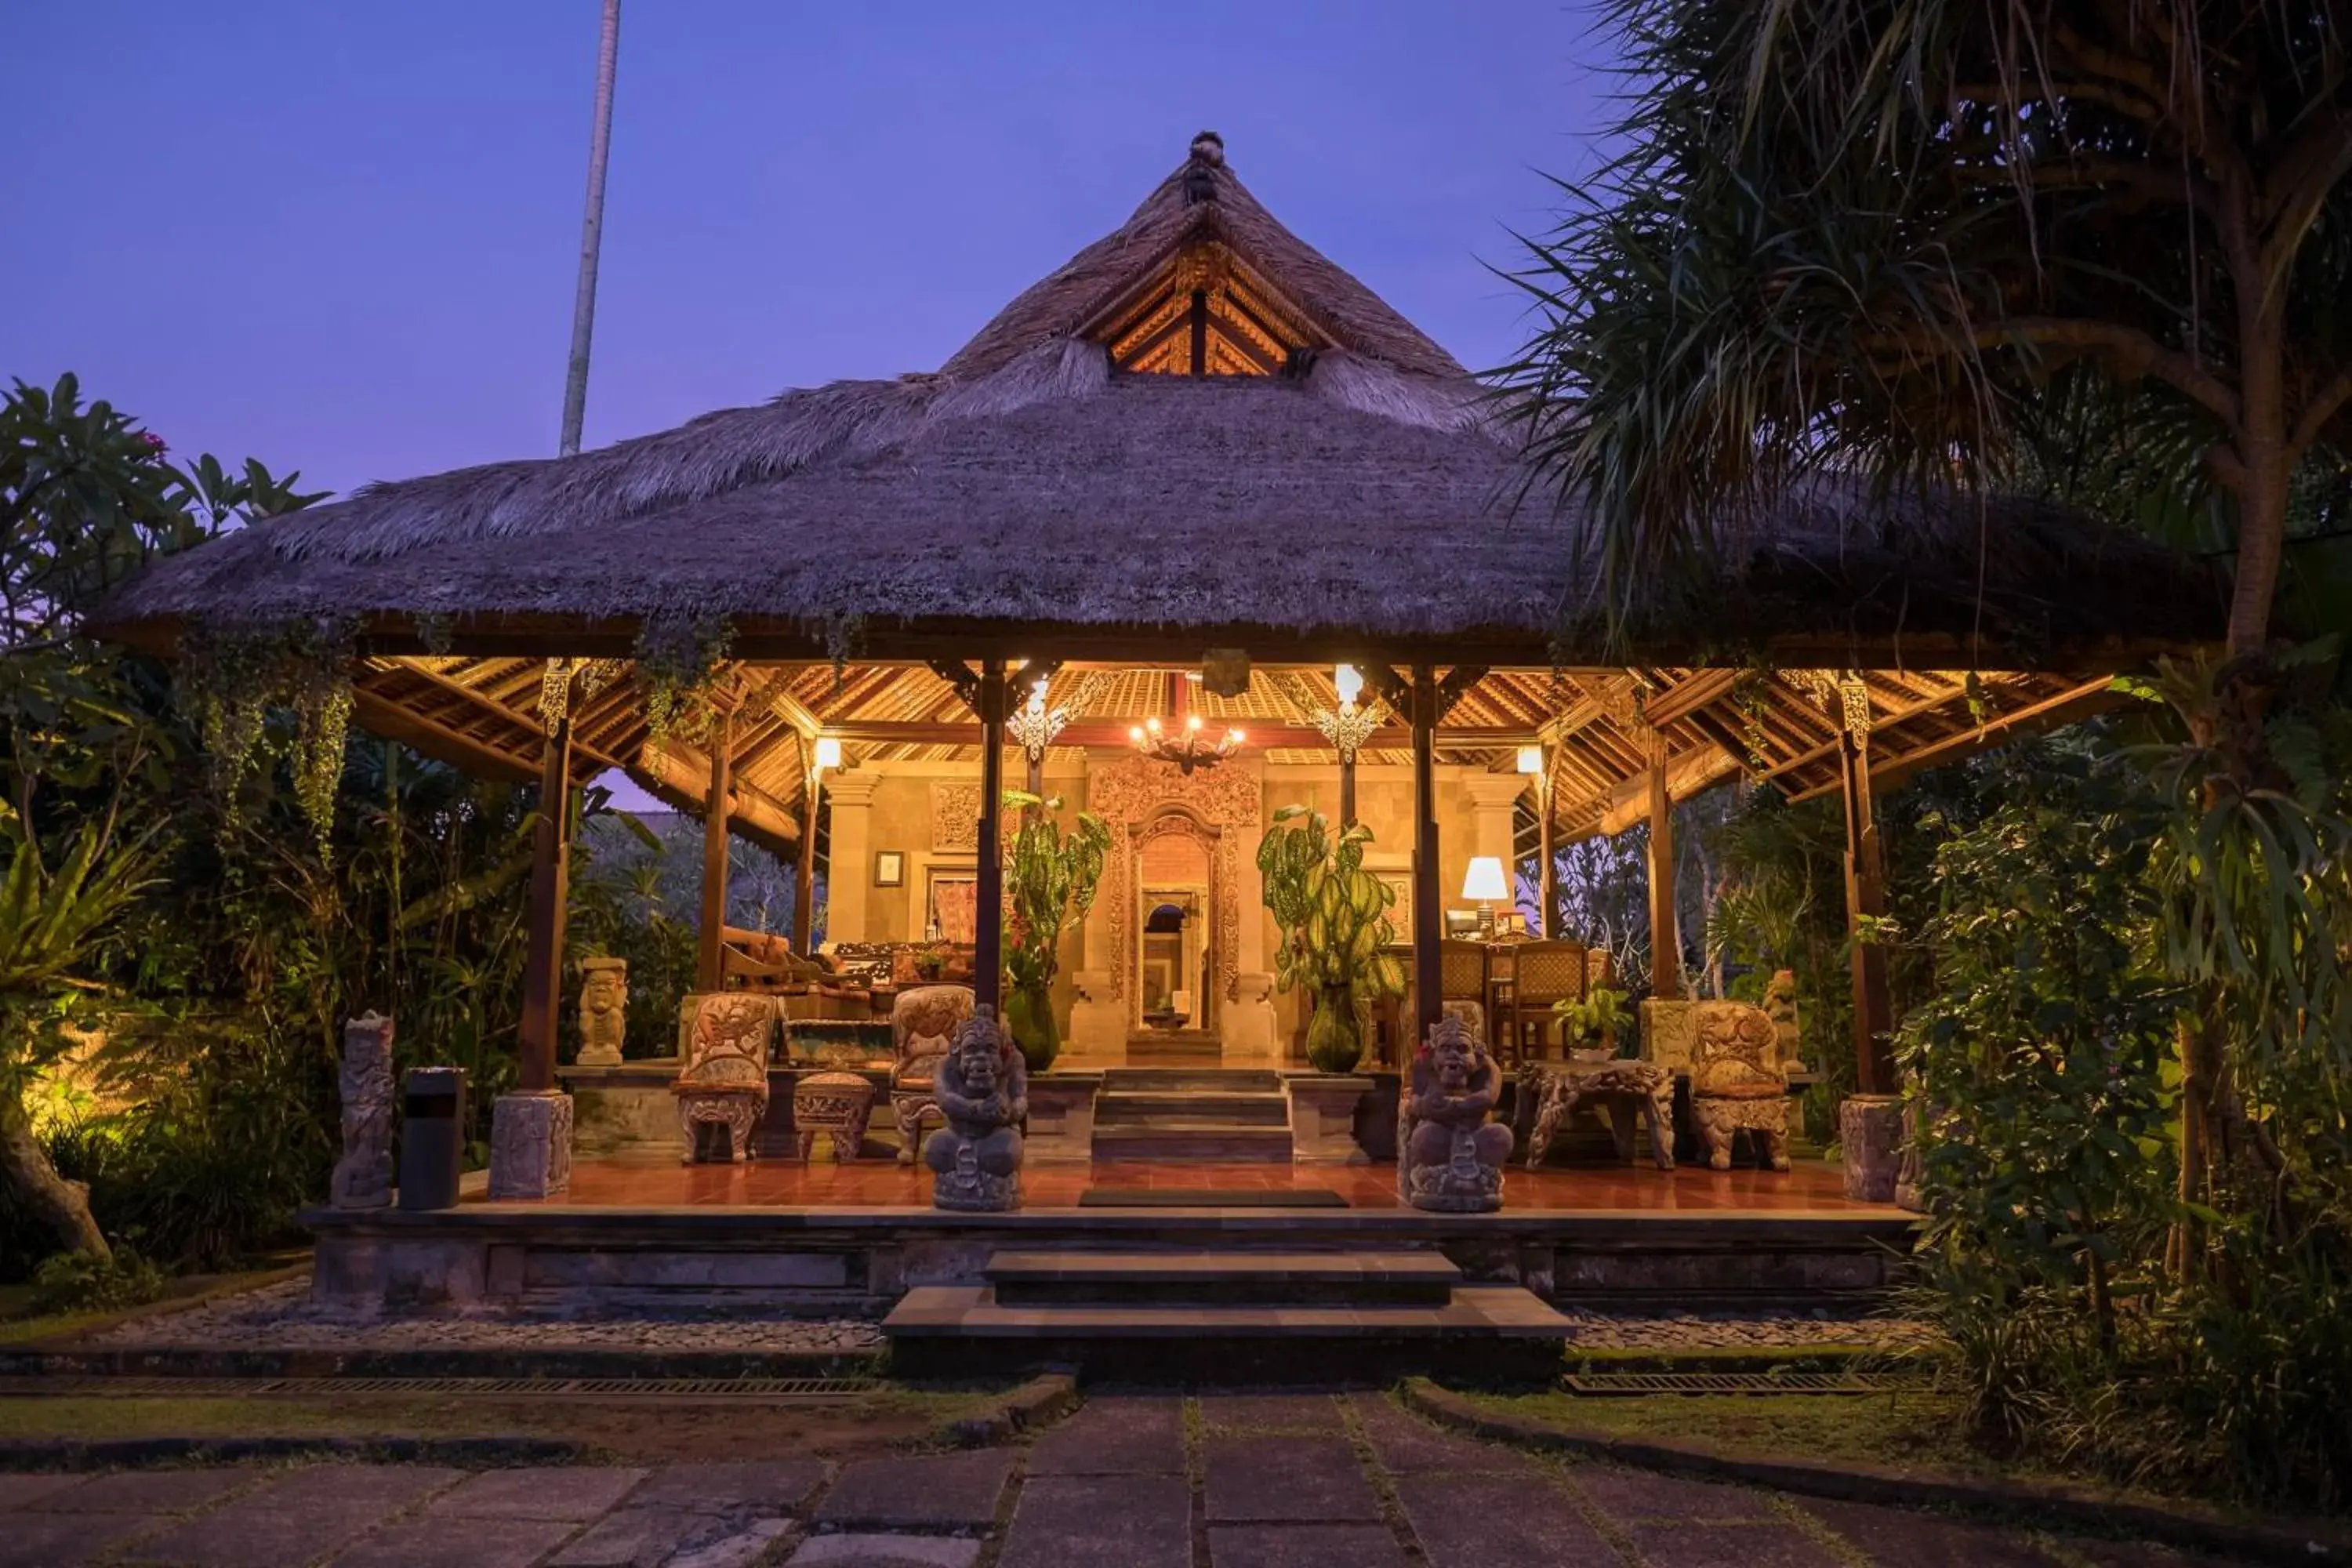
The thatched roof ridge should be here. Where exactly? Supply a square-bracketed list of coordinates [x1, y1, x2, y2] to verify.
[939, 134, 1467, 383]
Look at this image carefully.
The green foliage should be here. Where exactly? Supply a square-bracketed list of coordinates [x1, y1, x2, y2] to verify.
[28, 1247, 162, 1315]
[1551, 985, 1627, 1054]
[1258, 807, 1404, 1072]
[1000, 790, 1110, 1070]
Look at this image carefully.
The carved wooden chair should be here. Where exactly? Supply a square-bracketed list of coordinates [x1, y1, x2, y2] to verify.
[1437, 940, 1490, 1045]
[670, 992, 781, 1163]
[1687, 1000, 1793, 1171]
[889, 984, 975, 1165]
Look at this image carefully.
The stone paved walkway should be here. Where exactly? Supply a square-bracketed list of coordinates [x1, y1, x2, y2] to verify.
[0, 1393, 2235, 1566]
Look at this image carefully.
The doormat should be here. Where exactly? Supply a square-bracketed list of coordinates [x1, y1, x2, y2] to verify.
[1077, 1188, 1350, 1209]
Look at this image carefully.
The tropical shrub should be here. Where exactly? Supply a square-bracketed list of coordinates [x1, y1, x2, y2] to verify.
[999, 790, 1109, 1071]
[1258, 807, 1404, 1072]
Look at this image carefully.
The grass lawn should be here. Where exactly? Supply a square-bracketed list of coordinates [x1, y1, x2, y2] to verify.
[1456, 1388, 2002, 1477]
[0, 1261, 305, 1347]
[0, 1385, 1011, 1460]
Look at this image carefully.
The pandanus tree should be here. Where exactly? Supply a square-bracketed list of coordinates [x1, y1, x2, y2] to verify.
[1258, 806, 1406, 1073]
[1501, 0, 2352, 1276]
[1000, 790, 1110, 1071]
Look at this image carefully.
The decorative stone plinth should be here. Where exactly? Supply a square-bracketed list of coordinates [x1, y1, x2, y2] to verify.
[1286, 1073, 1371, 1164]
[575, 956, 628, 1067]
[924, 1007, 1026, 1212]
[488, 1090, 575, 1200]
[1839, 1094, 1904, 1203]
[330, 1012, 394, 1210]
[560, 1062, 686, 1158]
[1024, 1073, 1102, 1163]
[1639, 999, 1698, 1071]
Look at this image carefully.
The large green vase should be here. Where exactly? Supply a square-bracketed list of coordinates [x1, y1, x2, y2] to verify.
[1006, 982, 1059, 1072]
[1305, 986, 1364, 1073]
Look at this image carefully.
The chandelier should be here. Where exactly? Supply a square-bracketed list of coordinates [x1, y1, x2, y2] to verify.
[1308, 664, 1379, 761]
[1004, 677, 1067, 761]
[1129, 712, 1245, 774]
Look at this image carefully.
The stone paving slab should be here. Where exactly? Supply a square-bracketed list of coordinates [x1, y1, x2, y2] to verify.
[999, 1474, 1191, 1568]
[0, 1472, 89, 1510]
[430, 1464, 651, 1520]
[624, 1460, 826, 1512]
[1394, 1469, 1617, 1567]
[1025, 1396, 1184, 1475]
[1207, 1522, 1412, 1568]
[328, 1512, 581, 1568]
[1196, 1392, 1344, 1432]
[0, 1510, 163, 1567]
[1623, 1519, 1845, 1568]
[125, 1464, 463, 1567]
[786, 1534, 981, 1566]
[1568, 1464, 1774, 1520]
[667, 1517, 797, 1568]
[545, 1504, 726, 1567]
[1203, 1436, 1379, 1523]
[1347, 1393, 1522, 1474]
[24, 1466, 256, 1514]
[1797, 1497, 2060, 1566]
[813, 1450, 1014, 1532]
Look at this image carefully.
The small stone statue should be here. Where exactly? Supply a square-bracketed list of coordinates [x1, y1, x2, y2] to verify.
[331, 1013, 394, 1209]
[1763, 968, 1805, 1073]
[576, 956, 628, 1067]
[1401, 1013, 1512, 1213]
[924, 1005, 1027, 1212]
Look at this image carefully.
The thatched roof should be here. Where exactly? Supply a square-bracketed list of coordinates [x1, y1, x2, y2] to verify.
[103, 132, 2218, 668]
[100, 132, 2221, 849]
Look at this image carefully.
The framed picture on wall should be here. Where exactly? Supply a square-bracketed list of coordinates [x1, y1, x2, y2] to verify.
[873, 850, 905, 887]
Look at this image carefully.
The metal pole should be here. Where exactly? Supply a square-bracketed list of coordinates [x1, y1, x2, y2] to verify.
[558, 0, 622, 456]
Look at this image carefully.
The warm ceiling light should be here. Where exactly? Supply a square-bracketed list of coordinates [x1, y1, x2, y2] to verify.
[1333, 664, 1364, 707]
[1185, 713, 1204, 731]
[1517, 745, 1544, 775]
[813, 736, 843, 771]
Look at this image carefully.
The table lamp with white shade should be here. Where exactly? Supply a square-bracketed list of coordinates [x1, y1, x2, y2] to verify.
[1461, 856, 1511, 937]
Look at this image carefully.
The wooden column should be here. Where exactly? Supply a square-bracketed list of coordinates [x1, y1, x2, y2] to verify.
[1537, 742, 1559, 939]
[517, 684, 575, 1094]
[973, 659, 1009, 1012]
[1338, 750, 1358, 830]
[1645, 739, 1680, 1000]
[695, 713, 732, 989]
[1839, 712, 1897, 1095]
[793, 746, 823, 958]
[1410, 665, 1443, 1038]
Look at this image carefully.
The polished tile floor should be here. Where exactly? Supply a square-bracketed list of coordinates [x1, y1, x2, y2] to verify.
[522, 1156, 1890, 1214]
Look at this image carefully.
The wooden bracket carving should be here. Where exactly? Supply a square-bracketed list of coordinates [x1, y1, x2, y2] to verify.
[927, 660, 982, 714]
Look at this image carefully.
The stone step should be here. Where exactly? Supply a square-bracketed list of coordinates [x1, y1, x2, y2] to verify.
[1091, 1124, 1295, 1163]
[880, 1283, 1572, 1381]
[1093, 1090, 1292, 1127]
[985, 1249, 1459, 1306]
[1100, 1068, 1285, 1094]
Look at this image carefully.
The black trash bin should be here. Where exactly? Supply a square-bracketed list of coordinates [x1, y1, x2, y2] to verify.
[397, 1066, 466, 1211]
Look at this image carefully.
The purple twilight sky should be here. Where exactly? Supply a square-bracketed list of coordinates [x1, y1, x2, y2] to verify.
[7, 2, 1620, 499]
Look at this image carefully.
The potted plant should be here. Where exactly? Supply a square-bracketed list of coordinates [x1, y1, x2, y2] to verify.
[1552, 984, 1628, 1061]
[1257, 806, 1405, 1073]
[1001, 789, 1111, 1071]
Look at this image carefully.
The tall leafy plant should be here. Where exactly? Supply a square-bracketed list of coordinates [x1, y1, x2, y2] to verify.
[1257, 806, 1404, 1073]
[1000, 789, 1109, 1071]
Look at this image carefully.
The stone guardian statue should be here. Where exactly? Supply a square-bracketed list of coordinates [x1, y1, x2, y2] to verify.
[576, 956, 628, 1067]
[1401, 1013, 1512, 1213]
[924, 1006, 1027, 1212]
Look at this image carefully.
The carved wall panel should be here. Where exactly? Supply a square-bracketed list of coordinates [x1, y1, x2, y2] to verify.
[930, 782, 982, 851]
[1087, 756, 1261, 1007]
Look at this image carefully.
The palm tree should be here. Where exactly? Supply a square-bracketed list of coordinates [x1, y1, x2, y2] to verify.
[1500, 1, 2352, 662]
[559, 0, 624, 457]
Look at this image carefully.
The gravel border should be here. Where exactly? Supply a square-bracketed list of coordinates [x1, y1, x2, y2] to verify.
[0, 1434, 587, 1472]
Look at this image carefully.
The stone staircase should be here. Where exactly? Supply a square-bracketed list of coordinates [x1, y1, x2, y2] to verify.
[883, 1247, 1573, 1379]
[1089, 1068, 1294, 1163]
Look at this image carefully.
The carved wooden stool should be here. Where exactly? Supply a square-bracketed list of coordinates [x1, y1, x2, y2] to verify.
[792, 1070, 876, 1163]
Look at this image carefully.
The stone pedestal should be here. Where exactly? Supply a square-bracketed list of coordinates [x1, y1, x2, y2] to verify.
[1839, 1094, 1904, 1203]
[1025, 1072, 1102, 1162]
[1065, 969, 1125, 1060]
[560, 1062, 683, 1158]
[1286, 1073, 1372, 1163]
[330, 1013, 395, 1210]
[488, 1090, 575, 1200]
[1225, 972, 1282, 1062]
